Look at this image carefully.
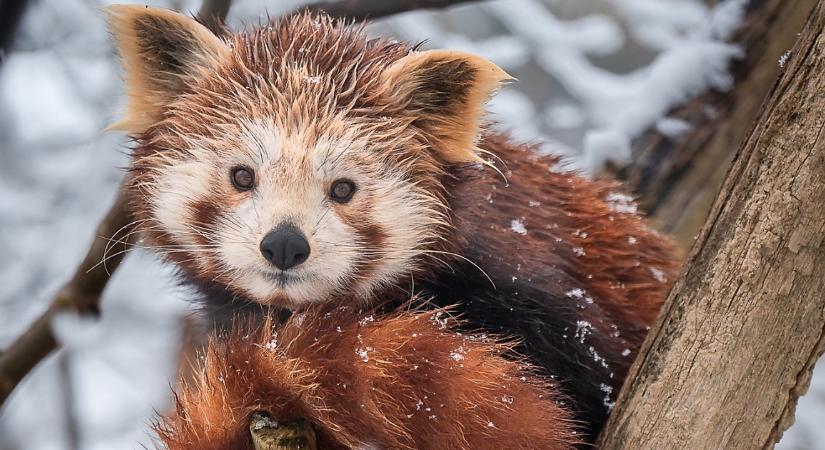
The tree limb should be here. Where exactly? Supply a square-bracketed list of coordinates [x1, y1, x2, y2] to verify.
[612, 0, 818, 252]
[197, 0, 232, 33]
[0, 188, 132, 406]
[299, 0, 482, 21]
[250, 413, 318, 450]
[0, 0, 29, 59]
[598, 1, 825, 447]
[0, 0, 234, 409]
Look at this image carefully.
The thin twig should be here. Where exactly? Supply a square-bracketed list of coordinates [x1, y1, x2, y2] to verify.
[0, 0, 29, 59]
[299, 0, 483, 21]
[197, 0, 232, 33]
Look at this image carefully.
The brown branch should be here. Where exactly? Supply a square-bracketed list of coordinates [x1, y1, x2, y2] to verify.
[197, 0, 232, 33]
[598, 1, 825, 447]
[299, 0, 482, 21]
[0, 0, 233, 410]
[250, 413, 318, 450]
[611, 0, 818, 252]
[0, 0, 29, 59]
[0, 189, 132, 406]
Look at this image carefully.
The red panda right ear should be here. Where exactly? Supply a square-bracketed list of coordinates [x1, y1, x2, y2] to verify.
[105, 5, 230, 134]
[380, 50, 510, 165]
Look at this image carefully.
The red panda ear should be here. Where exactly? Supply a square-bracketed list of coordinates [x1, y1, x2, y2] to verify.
[381, 50, 510, 164]
[105, 5, 230, 134]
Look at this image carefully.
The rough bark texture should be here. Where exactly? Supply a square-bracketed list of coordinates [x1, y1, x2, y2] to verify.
[599, 2, 825, 448]
[617, 0, 818, 252]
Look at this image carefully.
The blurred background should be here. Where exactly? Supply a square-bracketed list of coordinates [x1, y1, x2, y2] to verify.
[0, 0, 822, 448]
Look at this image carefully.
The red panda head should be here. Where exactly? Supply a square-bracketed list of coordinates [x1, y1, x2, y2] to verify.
[106, 6, 509, 307]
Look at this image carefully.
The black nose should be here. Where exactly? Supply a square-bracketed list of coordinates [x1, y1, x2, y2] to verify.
[259, 224, 311, 270]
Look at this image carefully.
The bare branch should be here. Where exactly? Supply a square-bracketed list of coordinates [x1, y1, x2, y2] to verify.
[250, 413, 318, 450]
[197, 0, 232, 33]
[0, 189, 132, 406]
[598, 1, 825, 447]
[0, 0, 233, 410]
[0, 0, 29, 58]
[610, 0, 817, 252]
[299, 0, 482, 21]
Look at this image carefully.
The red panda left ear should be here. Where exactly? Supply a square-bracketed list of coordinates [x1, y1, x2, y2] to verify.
[105, 5, 230, 134]
[381, 50, 511, 164]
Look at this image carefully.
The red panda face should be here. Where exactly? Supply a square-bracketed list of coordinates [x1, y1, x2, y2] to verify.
[139, 113, 450, 306]
[107, 6, 508, 307]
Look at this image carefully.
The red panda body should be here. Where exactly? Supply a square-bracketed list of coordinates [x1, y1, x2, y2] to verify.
[411, 134, 678, 436]
[157, 306, 578, 450]
[106, 6, 679, 444]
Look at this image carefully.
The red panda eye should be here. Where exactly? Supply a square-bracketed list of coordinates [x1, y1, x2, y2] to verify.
[231, 166, 255, 190]
[330, 179, 356, 203]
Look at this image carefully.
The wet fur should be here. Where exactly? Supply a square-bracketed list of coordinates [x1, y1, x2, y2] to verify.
[107, 6, 680, 443]
[157, 306, 578, 450]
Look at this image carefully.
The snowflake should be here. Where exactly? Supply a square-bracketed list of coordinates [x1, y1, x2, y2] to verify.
[510, 218, 527, 235]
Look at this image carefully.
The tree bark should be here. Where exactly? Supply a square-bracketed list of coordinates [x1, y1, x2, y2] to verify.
[616, 0, 818, 252]
[249, 413, 318, 450]
[598, 2, 825, 448]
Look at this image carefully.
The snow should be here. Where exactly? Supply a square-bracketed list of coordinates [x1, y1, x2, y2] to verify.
[656, 117, 693, 138]
[606, 192, 639, 214]
[0, 0, 821, 449]
[650, 267, 667, 283]
[600, 383, 616, 411]
[355, 347, 372, 362]
[779, 50, 793, 68]
[575, 320, 592, 343]
[264, 333, 278, 351]
[510, 218, 527, 235]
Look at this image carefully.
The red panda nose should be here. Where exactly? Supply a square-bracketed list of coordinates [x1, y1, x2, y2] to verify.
[260, 224, 311, 271]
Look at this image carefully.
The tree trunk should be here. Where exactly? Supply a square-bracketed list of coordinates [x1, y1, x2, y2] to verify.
[615, 0, 818, 252]
[598, 2, 825, 448]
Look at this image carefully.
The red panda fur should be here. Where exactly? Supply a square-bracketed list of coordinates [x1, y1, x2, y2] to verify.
[156, 306, 579, 450]
[104, 6, 681, 442]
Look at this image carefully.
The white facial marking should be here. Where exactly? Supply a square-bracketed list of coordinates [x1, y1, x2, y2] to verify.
[153, 116, 442, 307]
[239, 119, 283, 165]
[153, 153, 214, 249]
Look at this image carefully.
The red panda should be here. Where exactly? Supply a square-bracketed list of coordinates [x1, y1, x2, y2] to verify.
[106, 5, 680, 441]
[157, 305, 578, 450]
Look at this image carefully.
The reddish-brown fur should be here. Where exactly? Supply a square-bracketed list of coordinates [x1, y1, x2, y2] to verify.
[458, 134, 678, 356]
[157, 306, 579, 450]
[105, 5, 680, 443]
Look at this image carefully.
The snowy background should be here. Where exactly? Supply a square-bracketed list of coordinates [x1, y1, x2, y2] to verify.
[0, 0, 822, 448]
